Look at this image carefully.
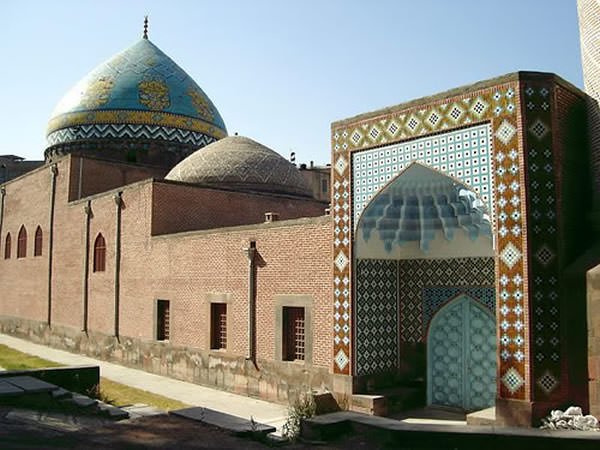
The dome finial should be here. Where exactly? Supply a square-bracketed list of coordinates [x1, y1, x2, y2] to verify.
[143, 15, 149, 39]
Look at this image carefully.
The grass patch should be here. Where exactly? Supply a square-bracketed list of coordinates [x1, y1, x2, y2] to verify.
[0, 344, 189, 411]
[0, 344, 62, 370]
[99, 378, 189, 411]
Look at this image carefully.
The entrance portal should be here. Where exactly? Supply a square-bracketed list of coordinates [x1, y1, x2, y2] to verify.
[427, 295, 496, 410]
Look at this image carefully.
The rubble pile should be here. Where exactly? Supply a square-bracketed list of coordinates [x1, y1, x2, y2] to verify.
[540, 406, 599, 431]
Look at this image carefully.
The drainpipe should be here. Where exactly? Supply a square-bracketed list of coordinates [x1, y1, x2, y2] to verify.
[0, 187, 6, 253]
[77, 157, 84, 200]
[47, 164, 58, 327]
[244, 241, 257, 362]
[82, 201, 91, 332]
[113, 192, 122, 338]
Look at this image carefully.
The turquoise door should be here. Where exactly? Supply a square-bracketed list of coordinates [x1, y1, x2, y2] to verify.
[427, 295, 496, 411]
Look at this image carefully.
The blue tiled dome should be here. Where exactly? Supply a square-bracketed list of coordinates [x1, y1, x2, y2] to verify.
[46, 38, 227, 155]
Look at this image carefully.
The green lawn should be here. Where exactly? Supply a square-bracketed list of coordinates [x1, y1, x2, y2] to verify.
[0, 344, 189, 411]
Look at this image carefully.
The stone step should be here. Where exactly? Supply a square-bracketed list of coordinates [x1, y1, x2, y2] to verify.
[96, 401, 130, 420]
[1, 375, 58, 394]
[0, 380, 25, 397]
[61, 393, 97, 408]
[466, 407, 495, 426]
[50, 387, 72, 400]
[121, 403, 165, 419]
[171, 407, 276, 436]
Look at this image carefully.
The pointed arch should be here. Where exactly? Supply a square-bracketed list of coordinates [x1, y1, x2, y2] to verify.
[93, 233, 106, 272]
[17, 225, 27, 258]
[34, 226, 43, 256]
[4, 233, 11, 259]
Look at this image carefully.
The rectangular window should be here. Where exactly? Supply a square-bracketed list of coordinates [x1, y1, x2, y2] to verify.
[282, 306, 305, 361]
[321, 178, 328, 193]
[210, 303, 227, 349]
[156, 300, 170, 341]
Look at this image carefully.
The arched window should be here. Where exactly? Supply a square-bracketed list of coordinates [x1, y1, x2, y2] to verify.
[17, 226, 27, 258]
[34, 226, 43, 257]
[4, 233, 11, 259]
[93, 233, 106, 272]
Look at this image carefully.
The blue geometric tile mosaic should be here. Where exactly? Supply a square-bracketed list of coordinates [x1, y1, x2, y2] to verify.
[423, 287, 495, 331]
[352, 123, 493, 228]
[355, 259, 398, 376]
[398, 257, 495, 342]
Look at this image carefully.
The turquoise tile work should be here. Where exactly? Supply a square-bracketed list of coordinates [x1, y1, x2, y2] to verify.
[352, 123, 493, 228]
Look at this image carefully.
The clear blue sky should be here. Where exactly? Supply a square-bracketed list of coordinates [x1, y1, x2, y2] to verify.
[0, 0, 583, 165]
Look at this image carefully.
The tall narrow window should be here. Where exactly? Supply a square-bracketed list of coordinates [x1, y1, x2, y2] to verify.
[4, 233, 11, 259]
[210, 303, 227, 350]
[283, 307, 305, 361]
[93, 233, 106, 272]
[34, 226, 43, 256]
[17, 226, 27, 258]
[157, 300, 170, 341]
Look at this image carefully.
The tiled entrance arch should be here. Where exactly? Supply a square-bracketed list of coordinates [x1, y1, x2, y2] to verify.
[331, 74, 579, 420]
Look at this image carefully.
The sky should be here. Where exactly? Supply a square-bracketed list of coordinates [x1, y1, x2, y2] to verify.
[0, 0, 584, 165]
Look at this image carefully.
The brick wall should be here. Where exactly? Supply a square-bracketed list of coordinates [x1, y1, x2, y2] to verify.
[0, 156, 335, 403]
[151, 181, 327, 235]
[68, 155, 166, 201]
[0, 164, 53, 322]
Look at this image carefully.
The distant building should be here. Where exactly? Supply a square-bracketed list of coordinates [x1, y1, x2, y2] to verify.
[0, 155, 44, 184]
[299, 162, 331, 203]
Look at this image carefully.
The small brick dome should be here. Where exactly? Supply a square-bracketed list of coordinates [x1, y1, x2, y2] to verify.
[165, 135, 312, 197]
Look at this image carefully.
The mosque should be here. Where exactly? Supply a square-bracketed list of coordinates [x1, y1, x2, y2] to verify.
[3, 3, 600, 427]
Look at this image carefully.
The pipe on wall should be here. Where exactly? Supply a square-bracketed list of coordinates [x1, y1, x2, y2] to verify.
[113, 192, 122, 338]
[244, 241, 257, 362]
[82, 201, 92, 332]
[0, 187, 6, 254]
[47, 164, 58, 327]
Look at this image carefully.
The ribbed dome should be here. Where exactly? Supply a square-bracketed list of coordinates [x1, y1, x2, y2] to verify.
[165, 136, 312, 197]
[45, 37, 227, 165]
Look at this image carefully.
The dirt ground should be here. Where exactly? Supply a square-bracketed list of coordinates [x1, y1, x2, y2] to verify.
[0, 408, 380, 450]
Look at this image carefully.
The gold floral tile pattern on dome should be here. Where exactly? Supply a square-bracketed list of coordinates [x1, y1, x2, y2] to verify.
[331, 81, 532, 401]
[46, 110, 228, 138]
[138, 77, 171, 110]
[80, 76, 114, 109]
[189, 89, 215, 121]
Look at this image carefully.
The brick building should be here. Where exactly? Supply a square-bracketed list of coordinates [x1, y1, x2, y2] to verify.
[2, 13, 600, 427]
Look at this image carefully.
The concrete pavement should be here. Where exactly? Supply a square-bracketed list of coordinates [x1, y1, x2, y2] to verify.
[0, 333, 288, 433]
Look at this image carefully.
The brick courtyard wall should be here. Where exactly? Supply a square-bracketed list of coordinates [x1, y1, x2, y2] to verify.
[68, 155, 165, 201]
[151, 181, 327, 235]
[147, 216, 333, 368]
[0, 164, 53, 322]
[0, 157, 335, 403]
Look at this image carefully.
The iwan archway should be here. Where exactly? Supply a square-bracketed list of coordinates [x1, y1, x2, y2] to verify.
[331, 75, 589, 425]
[354, 162, 496, 410]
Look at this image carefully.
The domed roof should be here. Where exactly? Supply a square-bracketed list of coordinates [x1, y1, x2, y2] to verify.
[46, 37, 227, 151]
[165, 136, 312, 197]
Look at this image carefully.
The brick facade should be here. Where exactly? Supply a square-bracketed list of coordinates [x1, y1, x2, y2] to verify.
[0, 155, 334, 403]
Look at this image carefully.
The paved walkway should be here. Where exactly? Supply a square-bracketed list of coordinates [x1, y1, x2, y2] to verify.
[0, 334, 288, 433]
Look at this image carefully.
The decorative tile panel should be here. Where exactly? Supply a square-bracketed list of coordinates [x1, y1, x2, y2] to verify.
[355, 259, 398, 376]
[352, 123, 493, 226]
[331, 82, 530, 400]
[398, 257, 495, 342]
[522, 83, 561, 400]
